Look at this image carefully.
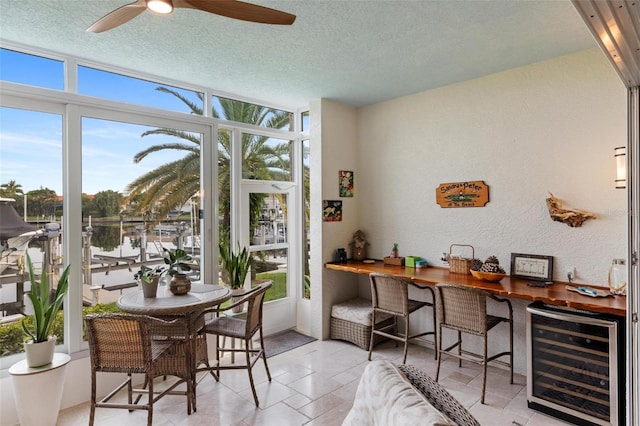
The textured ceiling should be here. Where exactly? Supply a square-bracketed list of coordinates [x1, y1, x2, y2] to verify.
[0, 0, 597, 109]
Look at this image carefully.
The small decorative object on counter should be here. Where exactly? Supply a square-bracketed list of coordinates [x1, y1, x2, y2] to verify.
[335, 248, 348, 263]
[350, 230, 369, 261]
[405, 256, 424, 268]
[608, 258, 627, 295]
[470, 255, 506, 282]
[414, 259, 427, 269]
[383, 256, 405, 266]
[389, 243, 398, 258]
[448, 244, 475, 275]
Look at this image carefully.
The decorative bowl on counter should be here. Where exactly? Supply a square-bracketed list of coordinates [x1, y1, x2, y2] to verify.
[470, 270, 506, 282]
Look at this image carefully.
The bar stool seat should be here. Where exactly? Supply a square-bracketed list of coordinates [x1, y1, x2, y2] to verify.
[434, 283, 513, 404]
[368, 273, 436, 364]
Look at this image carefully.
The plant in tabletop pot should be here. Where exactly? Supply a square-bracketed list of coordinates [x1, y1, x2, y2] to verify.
[133, 264, 165, 298]
[162, 248, 193, 295]
[21, 253, 70, 368]
[219, 241, 252, 313]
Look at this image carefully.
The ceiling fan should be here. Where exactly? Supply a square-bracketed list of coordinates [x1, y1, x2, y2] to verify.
[87, 0, 296, 33]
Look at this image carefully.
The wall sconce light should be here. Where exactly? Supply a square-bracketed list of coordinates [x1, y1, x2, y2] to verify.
[615, 146, 626, 189]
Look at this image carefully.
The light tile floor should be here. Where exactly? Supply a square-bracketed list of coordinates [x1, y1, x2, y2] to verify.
[56, 338, 572, 426]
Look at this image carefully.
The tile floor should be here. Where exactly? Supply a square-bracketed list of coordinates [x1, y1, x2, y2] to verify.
[56, 338, 572, 426]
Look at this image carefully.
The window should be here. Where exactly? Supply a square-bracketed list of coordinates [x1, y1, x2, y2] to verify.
[78, 66, 203, 114]
[213, 96, 293, 130]
[0, 49, 64, 90]
[0, 107, 64, 358]
[0, 45, 305, 365]
[302, 139, 310, 298]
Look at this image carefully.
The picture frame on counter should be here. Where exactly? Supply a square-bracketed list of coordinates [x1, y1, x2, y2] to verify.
[510, 253, 554, 281]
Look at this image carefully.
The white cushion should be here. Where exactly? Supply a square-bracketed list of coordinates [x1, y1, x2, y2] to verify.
[342, 360, 456, 426]
[331, 298, 392, 326]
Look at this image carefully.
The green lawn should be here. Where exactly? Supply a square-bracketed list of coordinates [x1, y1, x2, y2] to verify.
[257, 271, 287, 301]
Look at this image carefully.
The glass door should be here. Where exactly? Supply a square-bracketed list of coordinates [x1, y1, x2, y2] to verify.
[241, 180, 296, 334]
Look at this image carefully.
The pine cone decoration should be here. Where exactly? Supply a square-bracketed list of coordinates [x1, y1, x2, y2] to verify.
[471, 258, 483, 271]
[480, 263, 505, 274]
[484, 255, 500, 265]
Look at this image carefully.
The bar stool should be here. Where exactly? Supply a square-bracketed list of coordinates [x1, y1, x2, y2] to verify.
[434, 283, 513, 404]
[368, 273, 437, 364]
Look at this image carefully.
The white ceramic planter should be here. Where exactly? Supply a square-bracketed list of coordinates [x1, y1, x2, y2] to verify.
[231, 288, 245, 313]
[24, 336, 56, 368]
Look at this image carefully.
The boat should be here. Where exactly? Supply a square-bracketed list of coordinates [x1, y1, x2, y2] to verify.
[0, 198, 42, 275]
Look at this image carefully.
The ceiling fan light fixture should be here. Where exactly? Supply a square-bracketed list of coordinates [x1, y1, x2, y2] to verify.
[147, 0, 173, 14]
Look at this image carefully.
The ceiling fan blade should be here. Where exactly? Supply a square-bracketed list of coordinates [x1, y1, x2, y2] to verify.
[86, 1, 147, 33]
[177, 0, 296, 25]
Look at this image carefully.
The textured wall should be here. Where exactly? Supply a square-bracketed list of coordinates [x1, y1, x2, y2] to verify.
[356, 48, 626, 286]
[316, 49, 627, 374]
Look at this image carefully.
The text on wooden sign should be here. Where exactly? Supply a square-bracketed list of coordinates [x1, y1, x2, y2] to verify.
[436, 180, 489, 208]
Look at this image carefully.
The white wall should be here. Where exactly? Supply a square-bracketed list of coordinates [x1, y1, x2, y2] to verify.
[318, 48, 627, 374]
[356, 48, 626, 285]
[312, 99, 360, 340]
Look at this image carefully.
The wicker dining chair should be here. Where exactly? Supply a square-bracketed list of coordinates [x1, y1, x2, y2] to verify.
[197, 281, 272, 406]
[84, 313, 191, 426]
[368, 273, 436, 364]
[145, 316, 210, 414]
[434, 283, 513, 404]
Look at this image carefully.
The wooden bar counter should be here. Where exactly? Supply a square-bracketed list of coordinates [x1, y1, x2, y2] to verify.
[325, 260, 626, 317]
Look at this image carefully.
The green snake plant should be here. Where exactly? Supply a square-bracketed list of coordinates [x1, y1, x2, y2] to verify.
[219, 241, 251, 289]
[21, 253, 70, 343]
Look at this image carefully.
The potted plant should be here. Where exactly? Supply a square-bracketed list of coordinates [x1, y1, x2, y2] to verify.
[219, 241, 252, 312]
[133, 264, 165, 298]
[21, 253, 70, 367]
[162, 248, 192, 295]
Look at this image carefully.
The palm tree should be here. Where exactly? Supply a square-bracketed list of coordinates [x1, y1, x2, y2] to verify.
[0, 180, 24, 199]
[125, 89, 293, 231]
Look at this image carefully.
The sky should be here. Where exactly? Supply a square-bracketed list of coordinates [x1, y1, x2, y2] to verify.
[0, 48, 204, 195]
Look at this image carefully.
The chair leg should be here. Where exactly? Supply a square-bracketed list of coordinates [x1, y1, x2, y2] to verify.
[89, 371, 97, 426]
[127, 373, 134, 406]
[368, 311, 376, 361]
[134, 376, 148, 406]
[509, 319, 514, 384]
[147, 373, 154, 426]
[457, 330, 462, 368]
[435, 325, 443, 382]
[246, 339, 260, 406]
[215, 334, 221, 382]
[402, 315, 409, 364]
[481, 335, 488, 404]
[393, 316, 399, 348]
[258, 328, 271, 381]
[431, 303, 438, 360]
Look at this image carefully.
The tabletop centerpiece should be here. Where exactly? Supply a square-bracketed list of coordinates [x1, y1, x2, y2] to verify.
[21, 253, 70, 367]
[163, 248, 193, 295]
[134, 248, 193, 296]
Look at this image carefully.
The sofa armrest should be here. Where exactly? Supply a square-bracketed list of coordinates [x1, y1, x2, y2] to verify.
[398, 364, 480, 426]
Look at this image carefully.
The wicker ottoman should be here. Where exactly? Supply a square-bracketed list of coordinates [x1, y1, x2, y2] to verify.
[330, 298, 393, 350]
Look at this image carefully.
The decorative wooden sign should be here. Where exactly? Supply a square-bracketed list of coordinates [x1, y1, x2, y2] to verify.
[436, 180, 489, 208]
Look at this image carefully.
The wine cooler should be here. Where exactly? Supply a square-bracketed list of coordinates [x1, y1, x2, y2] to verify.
[526, 302, 625, 426]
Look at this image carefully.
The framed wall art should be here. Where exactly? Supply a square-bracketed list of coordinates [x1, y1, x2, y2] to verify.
[510, 253, 554, 281]
[339, 170, 354, 197]
[323, 200, 343, 222]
